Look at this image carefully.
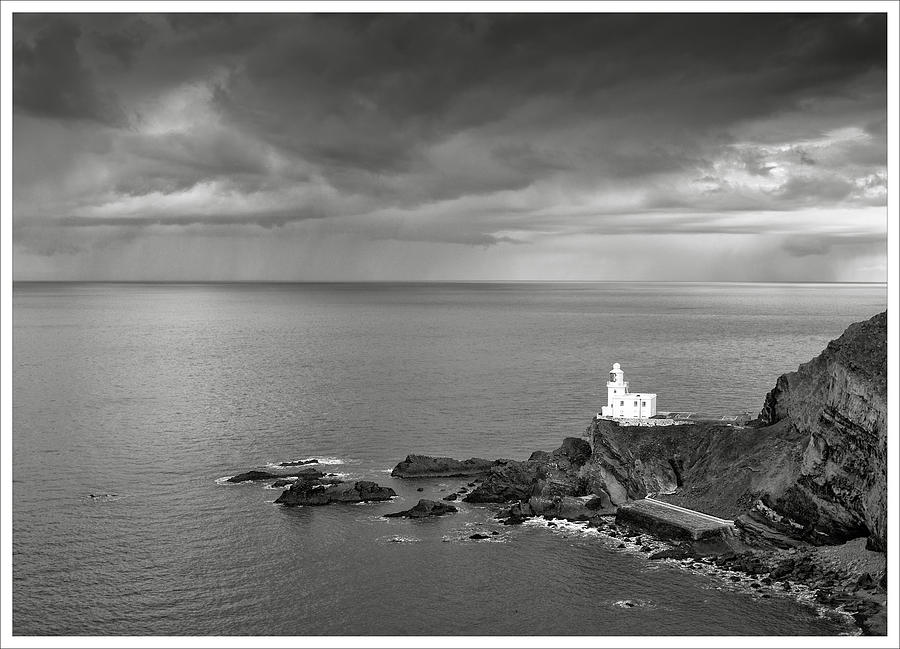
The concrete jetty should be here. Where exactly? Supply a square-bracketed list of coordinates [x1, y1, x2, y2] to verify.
[615, 497, 735, 543]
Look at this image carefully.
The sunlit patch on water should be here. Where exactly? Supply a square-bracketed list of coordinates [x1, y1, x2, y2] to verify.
[215, 476, 236, 485]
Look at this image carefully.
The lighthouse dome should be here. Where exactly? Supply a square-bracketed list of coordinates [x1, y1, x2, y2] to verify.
[612, 362, 621, 371]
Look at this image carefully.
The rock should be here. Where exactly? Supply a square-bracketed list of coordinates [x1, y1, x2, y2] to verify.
[528, 495, 591, 521]
[491, 531, 499, 535]
[278, 459, 319, 466]
[458, 487, 468, 493]
[270, 479, 296, 488]
[641, 545, 653, 552]
[390, 455, 506, 478]
[275, 479, 396, 506]
[781, 581, 792, 591]
[879, 571, 887, 590]
[442, 493, 458, 501]
[750, 582, 761, 589]
[416, 487, 424, 492]
[585, 491, 616, 514]
[467, 482, 476, 487]
[730, 576, 742, 582]
[229, 467, 323, 483]
[464, 460, 548, 503]
[227, 470, 282, 483]
[469, 533, 490, 540]
[466, 437, 592, 504]
[856, 572, 875, 589]
[618, 543, 626, 548]
[384, 499, 458, 518]
[769, 560, 795, 580]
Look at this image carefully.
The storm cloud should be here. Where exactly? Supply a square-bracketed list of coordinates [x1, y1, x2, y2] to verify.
[12, 13, 888, 280]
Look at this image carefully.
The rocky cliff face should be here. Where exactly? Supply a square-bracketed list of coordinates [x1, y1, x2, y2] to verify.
[584, 311, 887, 551]
[757, 310, 887, 551]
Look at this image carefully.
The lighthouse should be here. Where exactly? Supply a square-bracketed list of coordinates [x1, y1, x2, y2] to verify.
[600, 363, 657, 419]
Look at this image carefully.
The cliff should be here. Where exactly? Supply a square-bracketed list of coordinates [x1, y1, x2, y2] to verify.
[584, 311, 887, 551]
[757, 310, 887, 551]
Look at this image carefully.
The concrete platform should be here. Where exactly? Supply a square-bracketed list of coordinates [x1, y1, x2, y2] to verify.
[615, 497, 735, 542]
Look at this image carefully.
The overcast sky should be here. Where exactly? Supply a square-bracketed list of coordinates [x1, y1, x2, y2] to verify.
[12, 13, 887, 281]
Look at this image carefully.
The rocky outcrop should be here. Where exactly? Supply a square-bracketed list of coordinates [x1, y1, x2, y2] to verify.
[463, 460, 548, 503]
[464, 437, 591, 503]
[278, 459, 319, 466]
[384, 499, 458, 518]
[584, 311, 887, 551]
[390, 455, 507, 478]
[274, 479, 396, 506]
[757, 311, 886, 551]
[227, 467, 324, 483]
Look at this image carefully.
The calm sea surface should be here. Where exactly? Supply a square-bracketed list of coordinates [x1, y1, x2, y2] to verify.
[12, 282, 886, 635]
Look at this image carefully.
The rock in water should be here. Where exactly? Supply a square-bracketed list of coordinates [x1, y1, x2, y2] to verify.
[228, 467, 323, 483]
[384, 499, 458, 518]
[390, 455, 506, 478]
[278, 459, 319, 466]
[227, 470, 279, 483]
[275, 479, 396, 506]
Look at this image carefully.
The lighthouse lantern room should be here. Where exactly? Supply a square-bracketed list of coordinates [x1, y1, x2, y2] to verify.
[600, 363, 657, 419]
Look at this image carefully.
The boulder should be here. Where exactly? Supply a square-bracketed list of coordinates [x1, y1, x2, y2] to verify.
[442, 493, 458, 501]
[275, 479, 395, 506]
[278, 459, 319, 466]
[529, 496, 592, 522]
[384, 499, 458, 518]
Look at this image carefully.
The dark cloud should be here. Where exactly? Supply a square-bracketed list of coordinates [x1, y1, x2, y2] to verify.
[91, 18, 153, 66]
[11, 12, 888, 280]
[13, 16, 125, 124]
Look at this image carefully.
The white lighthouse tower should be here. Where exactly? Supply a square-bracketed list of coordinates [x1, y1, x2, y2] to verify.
[600, 363, 657, 419]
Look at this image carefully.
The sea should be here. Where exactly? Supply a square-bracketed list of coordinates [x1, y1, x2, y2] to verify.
[11, 281, 887, 636]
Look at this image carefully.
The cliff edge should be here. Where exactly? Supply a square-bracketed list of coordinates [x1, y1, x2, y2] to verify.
[584, 311, 887, 551]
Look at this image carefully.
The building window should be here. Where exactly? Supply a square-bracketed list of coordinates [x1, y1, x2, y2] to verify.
[620, 401, 624, 406]
[642, 401, 646, 407]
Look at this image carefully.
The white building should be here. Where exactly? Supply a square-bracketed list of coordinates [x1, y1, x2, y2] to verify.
[600, 363, 657, 419]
